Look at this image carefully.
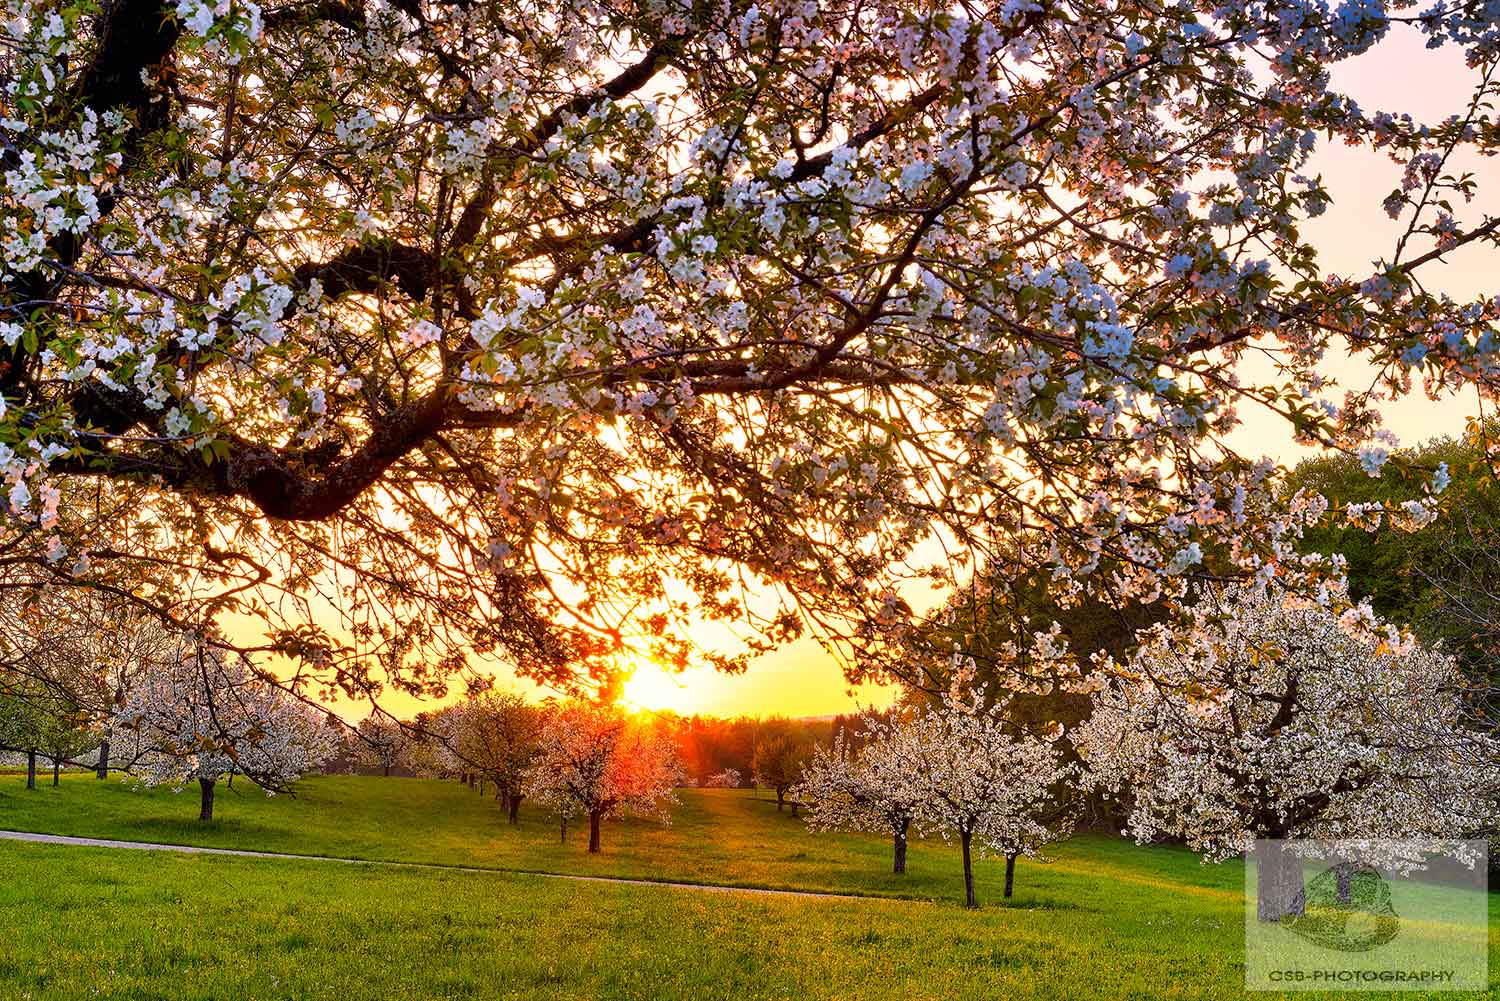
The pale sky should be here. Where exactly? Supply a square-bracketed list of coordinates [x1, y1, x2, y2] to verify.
[317, 27, 1495, 722]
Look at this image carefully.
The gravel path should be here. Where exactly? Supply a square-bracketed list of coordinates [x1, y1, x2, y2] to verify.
[0, 829, 872, 901]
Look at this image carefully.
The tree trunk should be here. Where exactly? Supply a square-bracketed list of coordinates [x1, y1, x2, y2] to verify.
[961, 829, 977, 908]
[508, 793, 522, 825]
[96, 740, 109, 779]
[468, 774, 476, 790]
[893, 819, 908, 875]
[1335, 863, 1354, 905]
[26, 750, 36, 790]
[383, 763, 391, 777]
[199, 777, 216, 822]
[790, 800, 799, 818]
[1004, 853, 1018, 898]
[52, 757, 60, 786]
[775, 787, 784, 811]
[1255, 841, 1305, 922]
[559, 816, 568, 844]
[588, 810, 603, 853]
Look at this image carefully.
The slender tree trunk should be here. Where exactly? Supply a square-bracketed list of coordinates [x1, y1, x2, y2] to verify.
[478, 777, 486, 796]
[1004, 853, 1018, 899]
[588, 810, 603, 853]
[199, 777, 216, 822]
[559, 815, 568, 844]
[775, 787, 784, 811]
[508, 792, 522, 825]
[96, 740, 109, 779]
[1254, 841, 1305, 922]
[893, 819, 908, 875]
[790, 800, 799, 818]
[383, 763, 391, 777]
[961, 829, 977, 908]
[1335, 863, 1354, 905]
[468, 774, 476, 790]
[227, 772, 234, 789]
[25, 750, 36, 790]
[51, 757, 60, 786]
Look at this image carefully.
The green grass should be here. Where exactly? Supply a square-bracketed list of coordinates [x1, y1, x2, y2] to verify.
[0, 772, 1235, 902]
[0, 773, 1495, 1000]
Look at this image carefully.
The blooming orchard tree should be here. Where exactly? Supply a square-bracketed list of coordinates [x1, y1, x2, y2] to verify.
[349, 712, 410, 777]
[1077, 586, 1500, 921]
[116, 643, 341, 820]
[890, 680, 1075, 906]
[0, 591, 182, 777]
[704, 768, 742, 789]
[1, 2, 1496, 700]
[798, 727, 924, 874]
[450, 690, 545, 822]
[526, 701, 679, 852]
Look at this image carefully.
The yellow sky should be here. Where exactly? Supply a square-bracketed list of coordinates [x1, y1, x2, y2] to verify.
[292, 27, 1497, 722]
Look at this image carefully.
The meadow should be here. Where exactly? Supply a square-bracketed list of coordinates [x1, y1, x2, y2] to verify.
[1, 773, 1495, 1000]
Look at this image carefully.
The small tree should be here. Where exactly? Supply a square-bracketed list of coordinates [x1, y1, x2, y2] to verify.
[351, 714, 409, 777]
[798, 728, 922, 875]
[895, 681, 1074, 907]
[526, 702, 678, 853]
[1078, 586, 1500, 921]
[704, 768, 742, 789]
[753, 728, 813, 813]
[116, 645, 339, 821]
[453, 691, 545, 823]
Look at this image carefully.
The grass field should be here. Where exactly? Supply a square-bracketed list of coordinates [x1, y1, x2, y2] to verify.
[1, 773, 1495, 1000]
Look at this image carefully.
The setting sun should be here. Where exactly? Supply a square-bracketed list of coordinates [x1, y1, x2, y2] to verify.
[618, 661, 692, 715]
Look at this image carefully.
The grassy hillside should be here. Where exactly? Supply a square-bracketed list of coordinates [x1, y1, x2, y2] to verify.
[0, 772, 1233, 904]
[0, 774, 1494, 1000]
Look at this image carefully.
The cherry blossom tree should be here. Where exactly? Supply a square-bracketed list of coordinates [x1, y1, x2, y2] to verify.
[2, 2, 1496, 703]
[349, 712, 410, 777]
[450, 690, 545, 822]
[1076, 586, 1500, 921]
[526, 701, 679, 852]
[115, 642, 341, 820]
[797, 727, 924, 874]
[891, 679, 1075, 907]
[0, 592, 181, 778]
[704, 767, 742, 789]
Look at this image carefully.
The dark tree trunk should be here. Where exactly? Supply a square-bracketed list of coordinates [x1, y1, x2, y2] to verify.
[790, 801, 799, 818]
[588, 810, 603, 853]
[559, 816, 568, 844]
[775, 787, 785, 811]
[383, 763, 391, 777]
[479, 777, 486, 796]
[1335, 863, 1354, 905]
[961, 829, 977, 908]
[1004, 853, 1018, 898]
[26, 750, 36, 790]
[508, 792, 522, 824]
[199, 777, 216, 822]
[96, 740, 109, 779]
[468, 774, 476, 790]
[1255, 841, 1305, 922]
[893, 819, 909, 875]
[51, 757, 60, 786]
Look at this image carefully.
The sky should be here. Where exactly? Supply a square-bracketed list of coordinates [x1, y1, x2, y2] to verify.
[316, 26, 1497, 723]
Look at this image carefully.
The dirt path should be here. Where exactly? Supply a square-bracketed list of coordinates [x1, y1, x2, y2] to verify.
[0, 829, 873, 902]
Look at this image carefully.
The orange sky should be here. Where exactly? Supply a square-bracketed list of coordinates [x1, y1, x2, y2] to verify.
[294, 27, 1497, 723]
